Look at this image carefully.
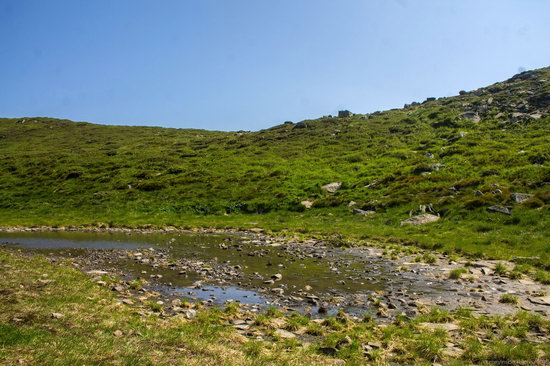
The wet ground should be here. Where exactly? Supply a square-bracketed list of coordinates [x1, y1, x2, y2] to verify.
[1, 230, 548, 319]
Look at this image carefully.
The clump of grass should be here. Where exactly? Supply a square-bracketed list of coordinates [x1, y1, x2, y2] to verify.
[265, 306, 283, 318]
[285, 313, 309, 331]
[494, 262, 508, 276]
[507, 270, 522, 279]
[148, 301, 163, 312]
[305, 322, 325, 336]
[499, 294, 519, 304]
[422, 253, 437, 264]
[409, 329, 447, 362]
[128, 278, 145, 290]
[224, 301, 240, 315]
[534, 270, 550, 284]
[449, 267, 468, 279]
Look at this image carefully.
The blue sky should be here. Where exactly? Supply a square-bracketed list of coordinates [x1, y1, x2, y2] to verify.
[1, 0, 549, 131]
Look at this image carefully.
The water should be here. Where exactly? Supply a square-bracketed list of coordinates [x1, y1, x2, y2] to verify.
[0, 231, 445, 314]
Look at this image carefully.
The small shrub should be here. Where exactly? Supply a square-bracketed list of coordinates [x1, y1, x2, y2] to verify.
[534, 270, 550, 284]
[499, 294, 519, 304]
[422, 253, 437, 264]
[449, 267, 468, 279]
[494, 262, 508, 276]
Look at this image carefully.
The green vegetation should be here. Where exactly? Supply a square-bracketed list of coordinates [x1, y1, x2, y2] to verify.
[0, 67, 549, 269]
[499, 294, 520, 305]
[449, 267, 468, 279]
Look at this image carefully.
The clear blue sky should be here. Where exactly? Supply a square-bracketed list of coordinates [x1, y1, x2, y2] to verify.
[1, 0, 549, 131]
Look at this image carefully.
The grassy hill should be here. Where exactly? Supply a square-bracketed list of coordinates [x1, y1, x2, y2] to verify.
[1, 67, 549, 265]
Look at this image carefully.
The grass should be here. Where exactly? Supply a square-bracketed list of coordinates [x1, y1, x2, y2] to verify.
[499, 294, 520, 304]
[449, 267, 468, 279]
[494, 262, 509, 276]
[0, 67, 549, 270]
[1, 248, 549, 365]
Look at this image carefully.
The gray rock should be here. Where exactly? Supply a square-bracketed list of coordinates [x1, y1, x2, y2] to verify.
[274, 329, 296, 339]
[183, 309, 197, 319]
[461, 111, 481, 122]
[401, 213, 440, 226]
[528, 296, 550, 306]
[353, 208, 375, 216]
[86, 270, 109, 275]
[321, 182, 342, 193]
[487, 205, 511, 215]
[511, 193, 533, 203]
[300, 200, 313, 209]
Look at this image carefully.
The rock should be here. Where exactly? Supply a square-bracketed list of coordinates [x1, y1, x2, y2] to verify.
[511, 193, 533, 203]
[487, 205, 511, 215]
[112, 285, 125, 292]
[400, 213, 440, 226]
[510, 112, 527, 123]
[376, 307, 389, 318]
[461, 111, 481, 122]
[419, 322, 460, 332]
[304, 285, 313, 291]
[113, 330, 123, 337]
[86, 270, 109, 275]
[442, 346, 464, 358]
[264, 279, 275, 285]
[271, 273, 283, 281]
[348, 201, 357, 207]
[336, 336, 353, 348]
[274, 329, 296, 339]
[353, 208, 375, 216]
[321, 182, 342, 193]
[318, 304, 328, 314]
[183, 309, 197, 319]
[51, 313, 64, 319]
[528, 296, 550, 306]
[300, 200, 313, 209]
[233, 324, 250, 331]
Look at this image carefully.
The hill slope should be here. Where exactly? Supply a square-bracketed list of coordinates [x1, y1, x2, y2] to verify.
[1, 67, 549, 264]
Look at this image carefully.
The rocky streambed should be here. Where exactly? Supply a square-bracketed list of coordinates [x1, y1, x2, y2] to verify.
[1, 229, 548, 321]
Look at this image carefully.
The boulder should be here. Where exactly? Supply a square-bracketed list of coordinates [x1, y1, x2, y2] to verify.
[274, 329, 296, 339]
[300, 200, 313, 209]
[461, 111, 481, 122]
[511, 193, 533, 203]
[321, 182, 342, 193]
[487, 205, 511, 215]
[353, 208, 375, 216]
[401, 213, 440, 226]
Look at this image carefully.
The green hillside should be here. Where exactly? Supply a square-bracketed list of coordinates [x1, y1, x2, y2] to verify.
[1, 67, 549, 265]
